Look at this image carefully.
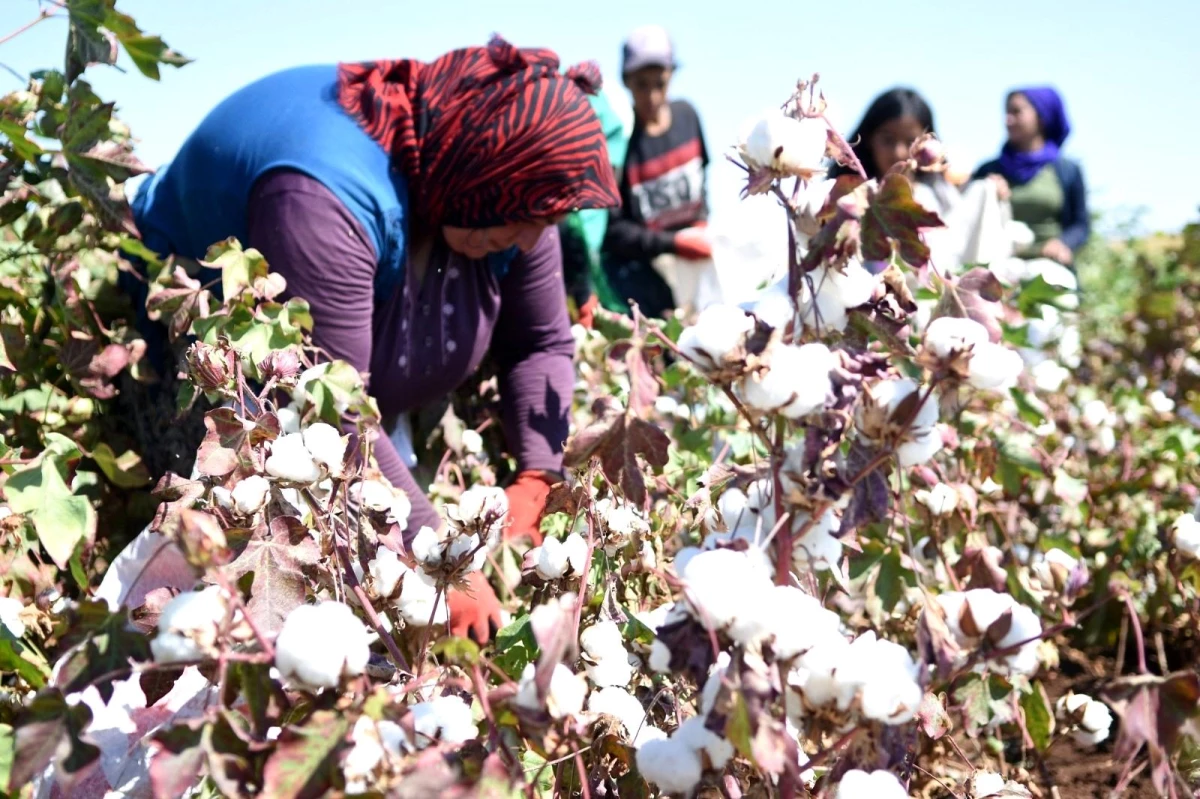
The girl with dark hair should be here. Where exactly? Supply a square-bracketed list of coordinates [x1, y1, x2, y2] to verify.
[973, 87, 1089, 265]
[125, 37, 621, 642]
[833, 88, 959, 218]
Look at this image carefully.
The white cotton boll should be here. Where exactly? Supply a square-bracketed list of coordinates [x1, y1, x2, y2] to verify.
[995, 603, 1043, 674]
[935, 591, 968, 640]
[265, 432, 321, 483]
[792, 634, 851, 707]
[678, 304, 756, 371]
[589, 687, 648, 741]
[0, 597, 25, 638]
[352, 480, 395, 513]
[971, 770, 1007, 798]
[738, 342, 835, 418]
[368, 547, 408, 598]
[1173, 514, 1200, 558]
[514, 662, 589, 720]
[741, 111, 828, 175]
[683, 548, 772, 631]
[450, 486, 508, 541]
[461, 429, 484, 455]
[1081, 399, 1114, 429]
[344, 718, 386, 793]
[853, 637, 923, 724]
[410, 526, 442, 567]
[1056, 693, 1112, 746]
[798, 263, 877, 333]
[1149, 390, 1175, 414]
[924, 316, 990, 359]
[533, 537, 569, 580]
[1032, 359, 1070, 393]
[581, 621, 627, 663]
[649, 640, 672, 673]
[151, 586, 229, 664]
[968, 343, 1024, 392]
[639, 540, 657, 570]
[396, 566, 447, 626]
[447, 532, 484, 570]
[276, 405, 302, 435]
[792, 508, 843, 572]
[963, 589, 1014, 637]
[836, 769, 907, 799]
[898, 429, 944, 467]
[275, 602, 370, 691]
[1031, 548, 1080, 589]
[231, 475, 270, 516]
[303, 422, 347, 476]
[747, 279, 796, 332]
[388, 493, 412, 529]
[916, 483, 959, 516]
[210, 486, 234, 511]
[797, 177, 836, 220]
[563, 533, 589, 575]
[676, 715, 735, 769]
[409, 695, 478, 746]
[700, 654, 731, 716]
[989, 257, 1033, 287]
[821, 261, 878, 310]
[635, 735, 704, 795]
[766, 586, 842, 660]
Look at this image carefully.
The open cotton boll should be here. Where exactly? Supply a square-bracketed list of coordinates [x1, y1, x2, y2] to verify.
[0, 597, 25, 638]
[738, 342, 835, 418]
[791, 633, 851, 707]
[1172, 513, 1200, 558]
[676, 715, 735, 769]
[265, 432, 321, 484]
[791, 507, 842, 572]
[649, 640, 672, 673]
[765, 586, 843, 660]
[396, 566, 448, 626]
[968, 343, 1024, 392]
[368, 547, 408, 598]
[303, 422, 346, 476]
[151, 586, 230, 664]
[351, 479, 395, 513]
[533, 537, 569, 580]
[409, 526, 442, 567]
[514, 662, 589, 720]
[231, 475, 270, 516]
[1056, 693, 1113, 746]
[961, 589, 1014, 637]
[746, 278, 796, 332]
[409, 695, 478, 747]
[970, 771, 1007, 798]
[1081, 399, 1115, 429]
[562, 533, 589, 575]
[1032, 359, 1070, 393]
[740, 111, 828, 175]
[860, 378, 943, 466]
[276, 404, 302, 435]
[446, 485, 508, 543]
[840, 634, 922, 724]
[836, 769, 908, 799]
[678, 304, 756, 371]
[683, 548, 773, 631]
[582, 622, 634, 686]
[589, 687, 648, 742]
[636, 735, 704, 795]
[916, 483, 959, 516]
[994, 603, 1043, 675]
[275, 602, 370, 691]
[924, 316, 990, 359]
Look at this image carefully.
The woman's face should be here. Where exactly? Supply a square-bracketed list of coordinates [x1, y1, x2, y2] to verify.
[867, 115, 926, 176]
[1005, 93, 1041, 150]
[442, 221, 553, 260]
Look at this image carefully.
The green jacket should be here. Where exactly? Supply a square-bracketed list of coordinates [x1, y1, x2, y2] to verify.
[561, 91, 628, 313]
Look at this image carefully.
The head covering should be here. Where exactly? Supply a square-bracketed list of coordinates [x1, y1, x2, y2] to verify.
[621, 25, 676, 75]
[337, 36, 621, 228]
[997, 86, 1072, 185]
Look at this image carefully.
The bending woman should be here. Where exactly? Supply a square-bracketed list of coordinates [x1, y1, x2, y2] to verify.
[127, 37, 620, 640]
[972, 87, 1089, 265]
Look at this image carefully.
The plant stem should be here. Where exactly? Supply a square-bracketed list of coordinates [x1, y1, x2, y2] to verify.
[1121, 593, 1149, 674]
[0, 9, 57, 48]
[820, 113, 868, 181]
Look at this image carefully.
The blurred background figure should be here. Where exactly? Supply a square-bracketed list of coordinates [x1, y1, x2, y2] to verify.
[559, 87, 630, 327]
[973, 87, 1089, 266]
[832, 87, 959, 217]
[601, 24, 711, 319]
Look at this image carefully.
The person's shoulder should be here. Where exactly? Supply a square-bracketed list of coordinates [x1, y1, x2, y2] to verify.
[1055, 157, 1084, 180]
[971, 158, 1003, 179]
[670, 99, 703, 123]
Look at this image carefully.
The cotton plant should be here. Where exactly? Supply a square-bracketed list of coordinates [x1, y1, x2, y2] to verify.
[1055, 692, 1113, 746]
[274, 601, 371, 691]
[928, 589, 1044, 676]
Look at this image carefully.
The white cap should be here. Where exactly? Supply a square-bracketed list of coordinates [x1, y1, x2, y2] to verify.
[621, 25, 675, 75]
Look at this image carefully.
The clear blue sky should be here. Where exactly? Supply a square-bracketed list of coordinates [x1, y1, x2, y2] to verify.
[3, 0, 1197, 235]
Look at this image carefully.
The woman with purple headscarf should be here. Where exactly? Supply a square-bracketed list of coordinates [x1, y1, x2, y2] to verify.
[973, 87, 1089, 266]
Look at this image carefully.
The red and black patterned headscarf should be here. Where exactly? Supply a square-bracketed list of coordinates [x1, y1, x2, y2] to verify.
[337, 36, 621, 228]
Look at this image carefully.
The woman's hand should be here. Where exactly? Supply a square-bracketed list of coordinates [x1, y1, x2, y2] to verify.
[1041, 238, 1073, 265]
[447, 570, 502, 643]
[988, 173, 1011, 201]
[504, 471, 556, 545]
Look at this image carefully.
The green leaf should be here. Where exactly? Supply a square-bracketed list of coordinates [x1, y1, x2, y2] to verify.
[724, 692, 755, 764]
[849, 539, 888, 581]
[0, 627, 50, 689]
[57, 606, 151, 701]
[1020, 681, 1055, 751]
[433, 637, 481, 667]
[0, 724, 13, 794]
[521, 749, 555, 798]
[493, 614, 538, 679]
[1009, 388, 1047, 426]
[1016, 275, 1072, 316]
[69, 545, 89, 592]
[618, 604, 657, 648]
[875, 548, 906, 613]
[90, 442, 151, 488]
[204, 239, 266, 303]
[116, 34, 192, 80]
[0, 120, 45, 161]
[117, 234, 162, 266]
[954, 675, 992, 733]
[260, 711, 348, 799]
[5, 457, 96, 569]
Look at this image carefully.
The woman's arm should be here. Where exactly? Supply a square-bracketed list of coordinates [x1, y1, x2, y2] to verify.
[491, 226, 575, 475]
[246, 168, 442, 533]
[1058, 161, 1090, 252]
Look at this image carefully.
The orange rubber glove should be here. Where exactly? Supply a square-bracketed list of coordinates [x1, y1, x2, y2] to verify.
[503, 470, 556, 546]
[447, 570, 502, 644]
[578, 295, 600, 330]
[673, 227, 713, 261]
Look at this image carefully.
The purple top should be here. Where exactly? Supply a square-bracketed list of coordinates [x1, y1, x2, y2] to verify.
[247, 169, 574, 532]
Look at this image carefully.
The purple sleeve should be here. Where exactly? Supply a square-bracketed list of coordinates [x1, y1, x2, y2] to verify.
[492, 226, 575, 475]
[246, 168, 443, 533]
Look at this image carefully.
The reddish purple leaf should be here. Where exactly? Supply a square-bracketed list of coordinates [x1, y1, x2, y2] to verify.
[860, 173, 944, 267]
